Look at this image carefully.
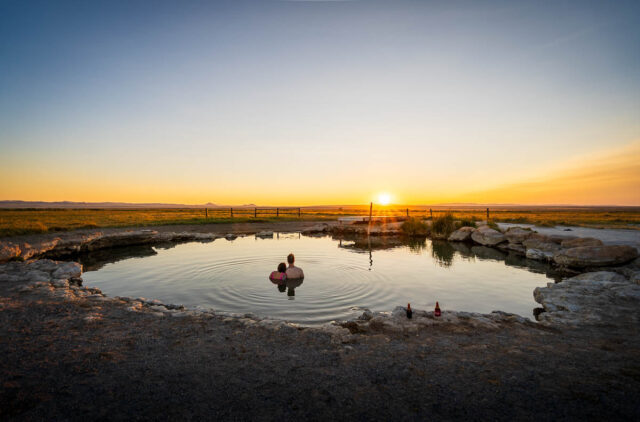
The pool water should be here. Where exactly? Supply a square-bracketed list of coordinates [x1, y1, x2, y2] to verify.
[80, 234, 558, 325]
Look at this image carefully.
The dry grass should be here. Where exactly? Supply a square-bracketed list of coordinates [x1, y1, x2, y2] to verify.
[0, 206, 638, 238]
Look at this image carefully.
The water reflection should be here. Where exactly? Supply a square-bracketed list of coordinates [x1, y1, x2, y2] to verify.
[431, 240, 455, 268]
[271, 277, 304, 299]
[470, 246, 507, 262]
[79, 244, 158, 272]
[332, 233, 564, 280]
[79, 233, 565, 282]
[407, 238, 428, 254]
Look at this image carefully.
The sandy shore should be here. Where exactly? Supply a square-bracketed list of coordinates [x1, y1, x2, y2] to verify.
[1, 222, 640, 420]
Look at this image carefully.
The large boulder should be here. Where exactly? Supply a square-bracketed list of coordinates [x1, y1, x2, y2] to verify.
[523, 234, 551, 249]
[553, 245, 639, 268]
[526, 249, 552, 261]
[533, 271, 640, 325]
[560, 237, 603, 248]
[301, 224, 329, 235]
[470, 226, 506, 246]
[504, 227, 533, 244]
[498, 242, 526, 254]
[448, 227, 475, 242]
[522, 234, 562, 261]
[547, 234, 577, 244]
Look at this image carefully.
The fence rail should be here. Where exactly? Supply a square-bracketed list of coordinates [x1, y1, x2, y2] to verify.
[200, 206, 492, 219]
[203, 207, 302, 218]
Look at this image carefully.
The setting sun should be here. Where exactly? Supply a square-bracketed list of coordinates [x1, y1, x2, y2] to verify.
[378, 193, 391, 205]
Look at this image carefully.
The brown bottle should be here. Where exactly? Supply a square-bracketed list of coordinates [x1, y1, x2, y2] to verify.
[406, 303, 413, 319]
[434, 301, 441, 317]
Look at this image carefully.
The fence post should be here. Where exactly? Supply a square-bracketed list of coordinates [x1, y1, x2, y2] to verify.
[298, 208, 301, 218]
[230, 207, 233, 218]
[406, 208, 409, 217]
[254, 208, 257, 218]
[430, 208, 433, 219]
[205, 208, 208, 219]
[276, 208, 279, 217]
[486, 208, 489, 221]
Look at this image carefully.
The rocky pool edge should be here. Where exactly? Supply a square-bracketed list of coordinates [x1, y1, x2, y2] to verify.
[1, 226, 639, 336]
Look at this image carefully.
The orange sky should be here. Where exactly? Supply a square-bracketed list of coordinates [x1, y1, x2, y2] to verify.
[2, 140, 638, 206]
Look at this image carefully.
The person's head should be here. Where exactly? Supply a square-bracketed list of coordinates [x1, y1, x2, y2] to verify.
[277, 262, 287, 273]
[287, 253, 295, 265]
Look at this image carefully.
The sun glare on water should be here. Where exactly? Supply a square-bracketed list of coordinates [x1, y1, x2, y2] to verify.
[378, 193, 391, 205]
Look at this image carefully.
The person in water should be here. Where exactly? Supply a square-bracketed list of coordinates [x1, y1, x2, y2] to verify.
[269, 262, 287, 282]
[285, 253, 304, 279]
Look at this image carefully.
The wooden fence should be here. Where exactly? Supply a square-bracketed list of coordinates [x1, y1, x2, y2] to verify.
[204, 207, 301, 218]
[201, 207, 492, 220]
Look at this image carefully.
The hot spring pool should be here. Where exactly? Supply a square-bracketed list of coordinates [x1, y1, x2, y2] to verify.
[80, 233, 559, 325]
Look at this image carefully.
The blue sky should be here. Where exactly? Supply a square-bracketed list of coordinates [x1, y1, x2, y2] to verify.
[1, 0, 639, 204]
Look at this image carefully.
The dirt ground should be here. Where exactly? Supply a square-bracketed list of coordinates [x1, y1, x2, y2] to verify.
[1, 223, 640, 421]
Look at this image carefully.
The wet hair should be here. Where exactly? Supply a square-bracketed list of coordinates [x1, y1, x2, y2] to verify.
[287, 253, 295, 264]
[277, 262, 287, 273]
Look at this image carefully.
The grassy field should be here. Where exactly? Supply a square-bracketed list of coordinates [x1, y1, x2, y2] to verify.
[0, 206, 639, 238]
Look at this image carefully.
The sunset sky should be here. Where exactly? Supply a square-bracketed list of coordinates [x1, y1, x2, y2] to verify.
[1, 0, 639, 206]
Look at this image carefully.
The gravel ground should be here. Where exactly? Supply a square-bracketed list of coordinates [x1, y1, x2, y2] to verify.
[1, 281, 639, 421]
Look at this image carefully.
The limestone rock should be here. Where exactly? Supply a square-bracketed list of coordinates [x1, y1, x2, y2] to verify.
[26, 270, 50, 282]
[522, 234, 561, 261]
[500, 243, 526, 254]
[546, 234, 577, 244]
[470, 226, 506, 246]
[560, 237, 604, 248]
[52, 262, 82, 279]
[52, 233, 102, 256]
[27, 259, 60, 273]
[553, 245, 639, 268]
[0, 242, 21, 263]
[301, 224, 329, 235]
[522, 234, 563, 252]
[526, 248, 555, 262]
[533, 271, 640, 326]
[448, 227, 475, 242]
[82, 230, 158, 251]
[19, 239, 61, 260]
[504, 227, 533, 244]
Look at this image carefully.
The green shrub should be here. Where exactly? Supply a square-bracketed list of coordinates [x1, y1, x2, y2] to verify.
[456, 217, 477, 228]
[486, 221, 501, 231]
[401, 217, 429, 236]
[431, 213, 456, 237]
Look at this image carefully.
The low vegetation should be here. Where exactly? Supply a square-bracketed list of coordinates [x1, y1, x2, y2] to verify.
[401, 217, 430, 236]
[456, 217, 478, 228]
[0, 206, 639, 238]
[431, 213, 456, 238]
